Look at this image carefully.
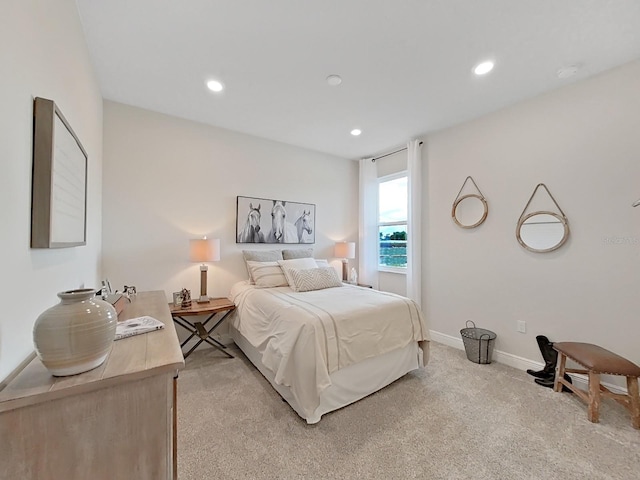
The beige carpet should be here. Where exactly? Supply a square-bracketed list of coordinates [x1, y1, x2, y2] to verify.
[177, 342, 639, 480]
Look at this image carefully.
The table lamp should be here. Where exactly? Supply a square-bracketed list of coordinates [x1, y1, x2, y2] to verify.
[189, 237, 220, 303]
[334, 241, 356, 282]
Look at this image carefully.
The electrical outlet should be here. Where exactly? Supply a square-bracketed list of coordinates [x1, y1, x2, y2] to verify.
[517, 320, 526, 333]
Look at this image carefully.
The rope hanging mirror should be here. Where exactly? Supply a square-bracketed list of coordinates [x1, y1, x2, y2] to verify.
[451, 176, 488, 229]
[516, 183, 569, 253]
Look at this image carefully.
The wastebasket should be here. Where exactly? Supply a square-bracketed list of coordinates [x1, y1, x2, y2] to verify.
[460, 320, 496, 364]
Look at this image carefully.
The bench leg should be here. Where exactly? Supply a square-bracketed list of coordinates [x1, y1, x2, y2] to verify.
[554, 353, 567, 392]
[627, 376, 640, 429]
[588, 371, 601, 423]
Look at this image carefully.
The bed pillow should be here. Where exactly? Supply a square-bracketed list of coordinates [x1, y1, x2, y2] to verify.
[288, 267, 343, 292]
[314, 259, 329, 268]
[243, 250, 284, 283]
[282, 248, 313, 260]
[278, 257, 319, 287]
[242, 249, 284, 262]
[245, 261, 288, 288]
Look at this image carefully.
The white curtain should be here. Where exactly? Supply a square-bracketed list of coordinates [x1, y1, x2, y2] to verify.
[358, 157, 379, 289]
[406, 139, 422, 306]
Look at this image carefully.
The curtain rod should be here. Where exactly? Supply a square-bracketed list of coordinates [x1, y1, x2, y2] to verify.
[372, 141, 423, 161]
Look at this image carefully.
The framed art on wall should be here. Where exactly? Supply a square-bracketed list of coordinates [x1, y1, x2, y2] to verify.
[236, 195, 315, 244]
[31, 97, 88, 248]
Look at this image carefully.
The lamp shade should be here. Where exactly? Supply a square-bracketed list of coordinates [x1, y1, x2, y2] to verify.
[189, 237, 220, 262]
[334, 241, 356, 259]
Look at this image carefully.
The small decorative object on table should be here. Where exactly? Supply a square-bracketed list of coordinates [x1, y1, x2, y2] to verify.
[180, 288, 192, 309]
[33, 289, 118, 376]
[172, 291, 183, 306]
[349, 267, 358, 285]
[123, 285, 137, 298]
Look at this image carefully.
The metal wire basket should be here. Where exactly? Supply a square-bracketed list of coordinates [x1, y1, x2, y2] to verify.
[460, 320, 496, 364]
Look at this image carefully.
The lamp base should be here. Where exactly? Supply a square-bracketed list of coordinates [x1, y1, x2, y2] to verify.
[197, 295, 210, 304]
[342, 259, 349, 282]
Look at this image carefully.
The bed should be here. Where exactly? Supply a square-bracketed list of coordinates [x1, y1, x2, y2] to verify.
[228, 257, 430, 424]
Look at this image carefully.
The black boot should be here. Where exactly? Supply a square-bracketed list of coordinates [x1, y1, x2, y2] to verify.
[535, 373, 573, 392]
[527, 335, 557, 380]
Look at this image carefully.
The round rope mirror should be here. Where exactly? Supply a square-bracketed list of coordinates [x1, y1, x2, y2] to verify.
[452, 194, 488, 229]
[451, 176, 488, 229]
[516, 211, 569, 253]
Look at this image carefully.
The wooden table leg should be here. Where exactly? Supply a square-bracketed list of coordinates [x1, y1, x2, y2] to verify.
[588, 371, 601, 423]
[627, 376, 640, 429]
[554, 353, 567, 392]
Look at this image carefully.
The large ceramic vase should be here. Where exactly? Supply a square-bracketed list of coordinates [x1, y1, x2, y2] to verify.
[33, 288, 118, 376]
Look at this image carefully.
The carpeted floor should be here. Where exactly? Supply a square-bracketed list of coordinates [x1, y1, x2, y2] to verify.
[177, 342, 640, 480]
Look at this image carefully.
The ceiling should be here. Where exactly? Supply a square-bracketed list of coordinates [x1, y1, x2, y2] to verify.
[75, 0, 640, 160]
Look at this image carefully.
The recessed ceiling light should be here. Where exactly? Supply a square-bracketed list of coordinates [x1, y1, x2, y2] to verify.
[473, 61, 494, 76]
[557, 64, 581, 79]
[327, 75, 342, 86]
[206, 80, 224, 92]
[351, 129, 362, 136]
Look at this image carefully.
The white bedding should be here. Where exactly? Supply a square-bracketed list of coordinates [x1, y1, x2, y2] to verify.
[229, 281, 430, 419]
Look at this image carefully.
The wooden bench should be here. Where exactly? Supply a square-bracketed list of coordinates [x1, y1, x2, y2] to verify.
[553, 342, 640, 429]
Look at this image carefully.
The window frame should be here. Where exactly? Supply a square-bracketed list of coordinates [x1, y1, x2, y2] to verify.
[378, 171, 408, 274]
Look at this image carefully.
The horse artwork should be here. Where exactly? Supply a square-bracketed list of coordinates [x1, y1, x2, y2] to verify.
[294, 210, 313, 243]
[237, 202, 265, 243]
[236, 196, 315, 244]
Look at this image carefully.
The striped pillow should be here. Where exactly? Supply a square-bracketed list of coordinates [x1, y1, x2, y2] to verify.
[245, 261, 288, 288]
[289, 267, 343, 292]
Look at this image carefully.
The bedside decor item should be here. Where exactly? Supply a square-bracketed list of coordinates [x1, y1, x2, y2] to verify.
[33, 289, 117, 376]
[180, 288, 192, 308]
[236, 196, 315, 244]
[31, 97, 88, 248]
[189, 237, 219, 303]
[516, 183, 569, 253]
[349, 267, 358, 285]
[334, 241, 356, 281]
[451, 176, 488, 229]
[172, 291, 184, 306]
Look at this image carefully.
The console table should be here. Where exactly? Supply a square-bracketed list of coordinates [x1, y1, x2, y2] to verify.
[0, 291, 184, 480]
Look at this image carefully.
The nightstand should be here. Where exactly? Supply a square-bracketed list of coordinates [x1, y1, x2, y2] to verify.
[169, 297, 236, 359]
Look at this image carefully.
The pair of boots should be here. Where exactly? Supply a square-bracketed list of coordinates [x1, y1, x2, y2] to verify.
[527, 335, 572, 391]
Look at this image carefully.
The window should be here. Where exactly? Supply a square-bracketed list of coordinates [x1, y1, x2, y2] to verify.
[378, 173, 407, 271]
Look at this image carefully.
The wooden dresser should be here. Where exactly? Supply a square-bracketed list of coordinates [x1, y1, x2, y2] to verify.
[0, 291, 184, 480]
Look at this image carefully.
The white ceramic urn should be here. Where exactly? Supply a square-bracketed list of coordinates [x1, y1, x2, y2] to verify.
[33, 288, 118, 376]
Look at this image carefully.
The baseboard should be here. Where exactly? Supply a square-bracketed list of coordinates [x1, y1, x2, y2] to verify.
[428, 330, 627, 395]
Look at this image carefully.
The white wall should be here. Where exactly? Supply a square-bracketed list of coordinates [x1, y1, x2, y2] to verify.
[425, 60, 640, 369]
[0, 0, 103, 381]
[102, 101, 358, 300]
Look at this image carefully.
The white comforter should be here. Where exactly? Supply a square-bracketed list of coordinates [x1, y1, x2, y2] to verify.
[229, 281, 430, 418]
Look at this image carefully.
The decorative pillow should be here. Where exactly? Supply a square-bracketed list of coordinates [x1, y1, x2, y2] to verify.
[242, 249, 283, 262]
[278, 257, 319, 287]
[243, 250, 284, 283]
[289, 267, 343, 292]
[282, 248, 314, 260]
[245, 261, 288, 288]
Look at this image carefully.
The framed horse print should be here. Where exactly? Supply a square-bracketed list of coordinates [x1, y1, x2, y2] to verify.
[236, 196, 315, 244]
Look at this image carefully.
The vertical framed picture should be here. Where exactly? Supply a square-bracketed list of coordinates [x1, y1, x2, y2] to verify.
[31, 97, 88, 248]
[236, 196, 315, 244]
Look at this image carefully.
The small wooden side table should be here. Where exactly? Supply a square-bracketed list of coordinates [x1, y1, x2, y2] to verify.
[169, 297, 236, 359]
